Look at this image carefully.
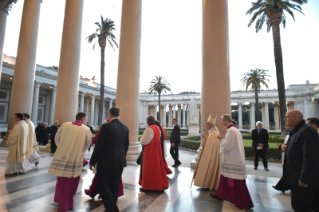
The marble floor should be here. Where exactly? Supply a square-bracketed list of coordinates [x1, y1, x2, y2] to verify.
[0, 145, 293, 212]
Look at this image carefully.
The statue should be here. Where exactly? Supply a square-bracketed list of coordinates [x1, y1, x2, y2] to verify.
[188, 98, 198, 124]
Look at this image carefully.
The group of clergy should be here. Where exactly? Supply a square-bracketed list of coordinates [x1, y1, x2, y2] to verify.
[193, 114, 254, 209]
[5, 113, 41, 175]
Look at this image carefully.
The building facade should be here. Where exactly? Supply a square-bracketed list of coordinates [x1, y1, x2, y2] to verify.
[1, 55, 319, 131]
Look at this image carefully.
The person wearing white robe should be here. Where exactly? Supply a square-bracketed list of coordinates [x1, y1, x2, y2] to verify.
[194, 115, 221, 190]
[23, 113, 41, 166]
[5, 113, 31, 174]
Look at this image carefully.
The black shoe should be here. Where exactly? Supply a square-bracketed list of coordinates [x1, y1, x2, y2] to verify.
[171, 164, 176, 168]
[254, 167, 257, 170]
[35, 162, 39, 167]
[175, 161, 182, 168]
[264, 167, 269, 171]
[209, 193, 223, 201]
[84, 189, 95, 198]
[272, 186, 285, 193]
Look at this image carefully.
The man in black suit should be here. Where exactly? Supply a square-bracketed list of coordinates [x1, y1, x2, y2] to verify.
[252, 121, 269, 171]
[170, 118, 181, 168]
[90, 107, 129, 212]
[49, 120, 60, 153]
[285, 110, 319, 212]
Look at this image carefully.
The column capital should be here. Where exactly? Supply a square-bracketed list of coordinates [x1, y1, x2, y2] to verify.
[237, 102, 243, 106]
[0, 0, 18, 14]
[80, 92, 85, 97]
[250, 102, 255, 106]
[34, 81, 42, 87]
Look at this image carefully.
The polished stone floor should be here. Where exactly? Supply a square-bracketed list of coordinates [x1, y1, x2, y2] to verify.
[0, 144, 293, 212]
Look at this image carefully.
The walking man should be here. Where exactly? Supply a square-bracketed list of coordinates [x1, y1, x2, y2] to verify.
[48, 112, 92, 212]
[90, 107, 129, 212]
[285, 110, 319, 212]
[23, 113, 41, 167]
[170, 118, 181, 168]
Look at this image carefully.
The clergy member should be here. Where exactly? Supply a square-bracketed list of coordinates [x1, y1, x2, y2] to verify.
[194, 115, 221, 190]
[48, 112, 92, 212]
[5, 113, 31, 175]
[139, 116, 169, 191]
[49, 120, 60, 153]
[23, 113, 41, 167]
[211, 114, 254, 209]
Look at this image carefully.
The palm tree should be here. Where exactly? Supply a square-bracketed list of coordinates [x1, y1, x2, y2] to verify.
[246, 0, 307, 136]
[86, 16, 118, 127]
[148, 76, 172, 123]
[241, 69, 270, 124]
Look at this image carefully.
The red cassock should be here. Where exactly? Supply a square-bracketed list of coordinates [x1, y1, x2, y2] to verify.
[139, 124, 169, 191]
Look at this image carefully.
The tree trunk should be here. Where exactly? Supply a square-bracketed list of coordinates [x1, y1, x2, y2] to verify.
[272, 24, 287, 137]
[158, 93, 161, 122]
[98, 45, 105, 128]
[255, 88, 260, 124]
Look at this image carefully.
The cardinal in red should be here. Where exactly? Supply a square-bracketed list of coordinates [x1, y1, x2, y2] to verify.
[139, 116, 170, 191]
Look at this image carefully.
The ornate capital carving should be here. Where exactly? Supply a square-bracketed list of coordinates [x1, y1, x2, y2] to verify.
[0, 0, 18, 14]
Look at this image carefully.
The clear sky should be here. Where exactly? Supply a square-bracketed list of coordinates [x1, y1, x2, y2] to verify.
[3, 0, 319, 94]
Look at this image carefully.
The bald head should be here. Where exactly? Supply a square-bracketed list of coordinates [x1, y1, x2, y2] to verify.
[147, 116, 155, 126]
[285, 110, 304, 128]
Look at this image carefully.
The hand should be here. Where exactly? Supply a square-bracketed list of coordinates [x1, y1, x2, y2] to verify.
[172, 143, 175, 147]
[89, 165, 93, 171]
[201, 134, 206, 139]
[282, 144, 287, 152]
[299, 180, 308, 187]
[217, 134, 224, 140]
[258, 143, 263, 147]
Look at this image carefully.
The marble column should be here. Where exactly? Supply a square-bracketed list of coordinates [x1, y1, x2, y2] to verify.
[163, 105, 167, 127]
[187, 105, 190, 126]
[201, 0, 231, 137]
[102, 99, 106, 121]
[31, 81, 41, 122]
[250, 103, 255, 129]
[182, 104, 186, 128]
[274, 102, 280, 130]
[109, 99, 113, 111]
[303, 99, 308, 120]
[116, 0, 142, 161]
[7, 0, 42, 130]
[85, 98, 89, 114]
[287, 101, 294, 111]
[90, 95, 95, 124]
[172, 105, 176, 118]
[94, 100, 99, 126]
[261, 103, 265, 123]
[80, 92, 85, 112]
[49, 86, 57, 125]
[177, 104, 181, 124]
[54, 0, 84, 124]
[238, 103, 243, 130]
[197, 104, 200, 122]
[168, 105, 173, 127]
[149, 105, 155, 116]
[264, 102, 269, 129]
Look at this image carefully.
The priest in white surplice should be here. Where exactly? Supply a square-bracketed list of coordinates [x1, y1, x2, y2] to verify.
[5, 113, 32, 175]
[193, 115, 221, 190]
[23, 113, 41, 166]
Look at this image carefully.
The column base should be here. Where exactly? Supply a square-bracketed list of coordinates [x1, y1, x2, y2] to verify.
[188, 123, 200, 136]
[126, 141, 141, 162]
[190, 160, 197, 169]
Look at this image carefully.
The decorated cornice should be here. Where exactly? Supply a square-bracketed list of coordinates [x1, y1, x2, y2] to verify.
[0, 0, 18, 14]
[35, 70, 57, 80]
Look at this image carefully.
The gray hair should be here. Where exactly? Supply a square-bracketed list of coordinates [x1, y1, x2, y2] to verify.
[221, 114, 232, 123]
[256, 121, 263, 126]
